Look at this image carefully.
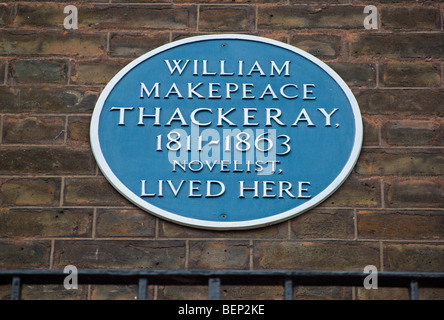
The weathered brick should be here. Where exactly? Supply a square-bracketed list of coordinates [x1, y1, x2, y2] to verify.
[67, 116, 90, 147]
[10, 59, 67, 84]
[321, 176, 380, 208]
[385, 178, 444, 208]
[0, 31, 106, 57]
[362, 116, 380, 147]
[358, 210, 444, 240]
[0, 178, 61, 206]
[384, 244, 444, 272]
[290, 209, 354, 239]
[373, 0, 442, 2]
[382, 120, 443, 146]
[90, 285, 142, 300]
[253, 241, 380, 270]
[355, 150, 444, 176]
[0, 240, 51, 269]
[0, 61, 5, 83]
[356, 89, 444, 117]
[290, 33, 341, 59]
[350, 33, 444, 58]
[83, 5, 197, 30]
[381, 62, 440, 87]
[0, 88, 98, 114]
[70, 60, 125, 85]
[381, 7, 441, 30]
[14, 4, 197, 30]
[95, 209, 156, 238]
[0, 4, 15, 26]
[2, 116, 65, 145]
[258, 6, 365, 30]
[179, 0, 286, 3]
[158, 285, 207, 300]
[21, 285, 88, 300]
[358, 286, 444, 300]
[0, 208, 93, 238]
[199, 6, 255, 32]
[13, 3, 65, 28]
[357, 287, 409, 300]
[64, 178, 129, 206]
[159, 219, 288, 239]
[222, 285, 286, 300]
[188, 241, 250, 269]
[328, 62, 376, 87]
[53, 240, 186, 269]
[109, 33, 170, 58]
[0, 148, 95, 175]
[294, 286, 352, 300]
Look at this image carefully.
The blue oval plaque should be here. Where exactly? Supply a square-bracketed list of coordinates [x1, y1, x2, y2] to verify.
[91, 34, 363, 230]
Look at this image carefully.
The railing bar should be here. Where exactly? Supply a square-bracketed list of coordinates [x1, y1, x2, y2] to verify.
[409, 280, 419, 300]
[284, 278, 293, 300]
[138, 278, 148, 300]
[208, 277, 221, 300]
[11, 276, 21, 300]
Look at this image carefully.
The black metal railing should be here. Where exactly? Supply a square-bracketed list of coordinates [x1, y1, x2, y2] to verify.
[1, 269, 444, 300]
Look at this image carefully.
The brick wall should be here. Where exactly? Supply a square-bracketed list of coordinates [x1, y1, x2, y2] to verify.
[0, 0, 443, 300]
